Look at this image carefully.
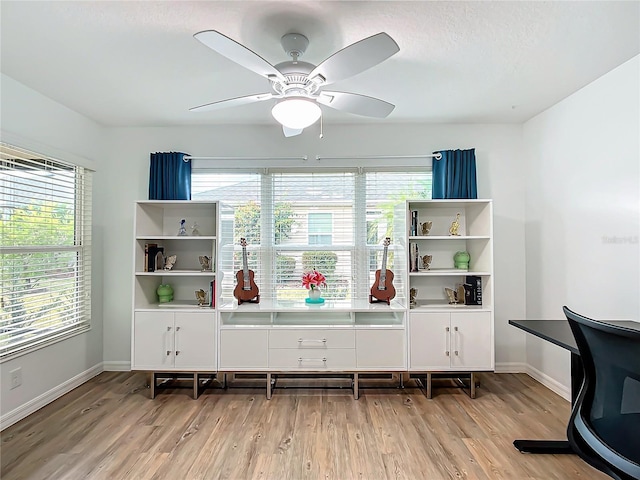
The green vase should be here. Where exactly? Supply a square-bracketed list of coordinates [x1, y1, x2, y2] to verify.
[453, 251, 470, 270]
[156, 284, 174, 303]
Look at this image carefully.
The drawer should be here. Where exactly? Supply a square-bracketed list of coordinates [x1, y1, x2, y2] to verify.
[219, 330, 268, 369]
[269, 329, 355, 349]
[269, 348, 356, 370]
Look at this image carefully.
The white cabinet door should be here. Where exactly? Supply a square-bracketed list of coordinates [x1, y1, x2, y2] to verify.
[174, 312, 216, 370]
[219, 329, 268, 369]
[409, 312, 450, 370]
[356, 329, 405, 369]
[133, 311, 174, 370]
[451, 312, 492, 369]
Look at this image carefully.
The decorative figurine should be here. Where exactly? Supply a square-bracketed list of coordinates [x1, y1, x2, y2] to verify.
[444, 284, 467, 305]
[420, 221, 433, 236]
[449, 213, 461, 236]
[164, 254, 177, 270]
[445, 287, 458, 304]
[453, 251, 470, 269]
[421, 254, 432, 270]
[195, 289, 207, 306]
[156, 284, 174, 303]
[409, 287, 418, 308]
[199, 255, 211, 271]
[191, 222, 200, 236]
[178, 219, 187, 236]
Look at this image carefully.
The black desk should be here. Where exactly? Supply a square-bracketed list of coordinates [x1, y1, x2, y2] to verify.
[509, 319, 640, 455]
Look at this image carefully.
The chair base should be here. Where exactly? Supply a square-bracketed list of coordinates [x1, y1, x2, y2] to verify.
[513, 439, 574, 454]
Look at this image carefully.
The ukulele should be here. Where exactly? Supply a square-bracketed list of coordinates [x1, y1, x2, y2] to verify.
[369, 237, 396, 304]
[233, 238, 260, 304]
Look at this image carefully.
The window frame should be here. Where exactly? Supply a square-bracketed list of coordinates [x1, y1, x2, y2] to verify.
[0, 143, 92, 361]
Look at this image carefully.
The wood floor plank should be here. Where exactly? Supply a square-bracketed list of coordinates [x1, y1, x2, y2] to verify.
[1, 372, 610, 480]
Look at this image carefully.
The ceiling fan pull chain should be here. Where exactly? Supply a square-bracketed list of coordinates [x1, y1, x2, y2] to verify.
[319, 112, 324, 139]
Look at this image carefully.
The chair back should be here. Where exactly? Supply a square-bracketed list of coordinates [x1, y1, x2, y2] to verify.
[563, 306, 640, 480]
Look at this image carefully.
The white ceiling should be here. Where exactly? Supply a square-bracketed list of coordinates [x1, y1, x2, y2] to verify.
[1, 1, 638, 128]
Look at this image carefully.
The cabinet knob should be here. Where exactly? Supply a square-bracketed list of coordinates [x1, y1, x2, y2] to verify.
[446, 327, 450, 332]
[176, 326, 180, 331]
[167, 326, 171, 331]
[446, 351, 450, 356]
[454, 351, 459, 356]
[166, 350, 171, 356]
[454, 326, 458, 332]
[175, 351, 180, 356]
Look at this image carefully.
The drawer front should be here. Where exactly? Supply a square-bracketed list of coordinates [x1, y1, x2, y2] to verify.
[269, 348, 356, 370]
[219, 330, 268, 369]
[269, 329, 355, 349]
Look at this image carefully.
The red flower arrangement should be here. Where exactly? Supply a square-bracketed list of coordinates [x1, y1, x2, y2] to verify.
[302, 270, 327, 290]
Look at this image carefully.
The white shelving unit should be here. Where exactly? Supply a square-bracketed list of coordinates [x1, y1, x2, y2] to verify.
[131, 201, 221, 398]
[130, 199, 494, 401]
[406, 199, 494, 398]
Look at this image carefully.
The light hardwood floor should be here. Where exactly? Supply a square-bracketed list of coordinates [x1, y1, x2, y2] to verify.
[1, 372, 607, 480]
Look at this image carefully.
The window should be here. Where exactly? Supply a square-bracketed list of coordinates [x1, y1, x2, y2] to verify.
[308, 213, 333, 245]
[192, 166, 430, 302]
[0, 144, 92, 359]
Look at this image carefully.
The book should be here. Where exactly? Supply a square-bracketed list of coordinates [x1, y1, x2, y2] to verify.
[144, 243, 157, 272]
[409, 242, 419, 272]
[410, 210, 418, 236]
[465, 275, 482, 305]
[209, 280, 215, 308]
[147, 245, 164, 272]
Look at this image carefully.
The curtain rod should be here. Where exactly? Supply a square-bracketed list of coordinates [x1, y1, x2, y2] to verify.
[183, 155, 308, 161]
[314, 153, 442, 161]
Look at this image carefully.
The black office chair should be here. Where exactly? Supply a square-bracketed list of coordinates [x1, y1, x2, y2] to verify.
[563, 306, 640, 480]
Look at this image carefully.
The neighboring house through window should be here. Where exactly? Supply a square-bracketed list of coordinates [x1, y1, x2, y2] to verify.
[308, 212, 332, 245]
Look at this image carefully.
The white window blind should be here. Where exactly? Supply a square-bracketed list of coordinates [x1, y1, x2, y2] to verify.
[192, 166, 431, 302]
[0, 143, 92, 359]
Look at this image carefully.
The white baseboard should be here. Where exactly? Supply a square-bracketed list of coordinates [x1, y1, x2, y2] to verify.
[103, 361, 131, 372]
[1, 363, 104, 431]
[494, 361, 571, 402]
[523, 364, 571, 402]
[494, 361, 527, 373]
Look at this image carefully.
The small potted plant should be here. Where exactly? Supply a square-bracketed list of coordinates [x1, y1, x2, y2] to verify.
[302, 270, 327, 303]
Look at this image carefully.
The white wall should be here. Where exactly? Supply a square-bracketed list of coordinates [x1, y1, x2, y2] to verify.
[522, 55, 640, 399]
[101, 124, 527, 369]
[0, 74, 106, 427]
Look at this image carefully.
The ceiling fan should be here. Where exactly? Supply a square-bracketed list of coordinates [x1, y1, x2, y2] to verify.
[190, 30, 400, 137]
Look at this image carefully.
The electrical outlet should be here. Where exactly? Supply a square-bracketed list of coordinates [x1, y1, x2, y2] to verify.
[10, 367, 22, 389]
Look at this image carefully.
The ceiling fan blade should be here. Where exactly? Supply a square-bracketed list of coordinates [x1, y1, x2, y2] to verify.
[308, 32, 399, 86]
[282, 126, 304, 137]
[317, 91, 395, 118]
[190, 93, 274, 112]
[194, 30, 286, 83]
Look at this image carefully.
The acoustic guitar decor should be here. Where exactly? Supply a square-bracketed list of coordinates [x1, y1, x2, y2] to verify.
[369, 237, 396, 304]
[233, 238, 260, 304]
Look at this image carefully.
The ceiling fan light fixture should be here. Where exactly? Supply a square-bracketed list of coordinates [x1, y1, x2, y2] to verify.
[271, 97, 321, 129]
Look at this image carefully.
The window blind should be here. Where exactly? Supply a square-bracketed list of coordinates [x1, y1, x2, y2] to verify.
[0, 143, 92, 359]
[192, 165, 431, 302]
